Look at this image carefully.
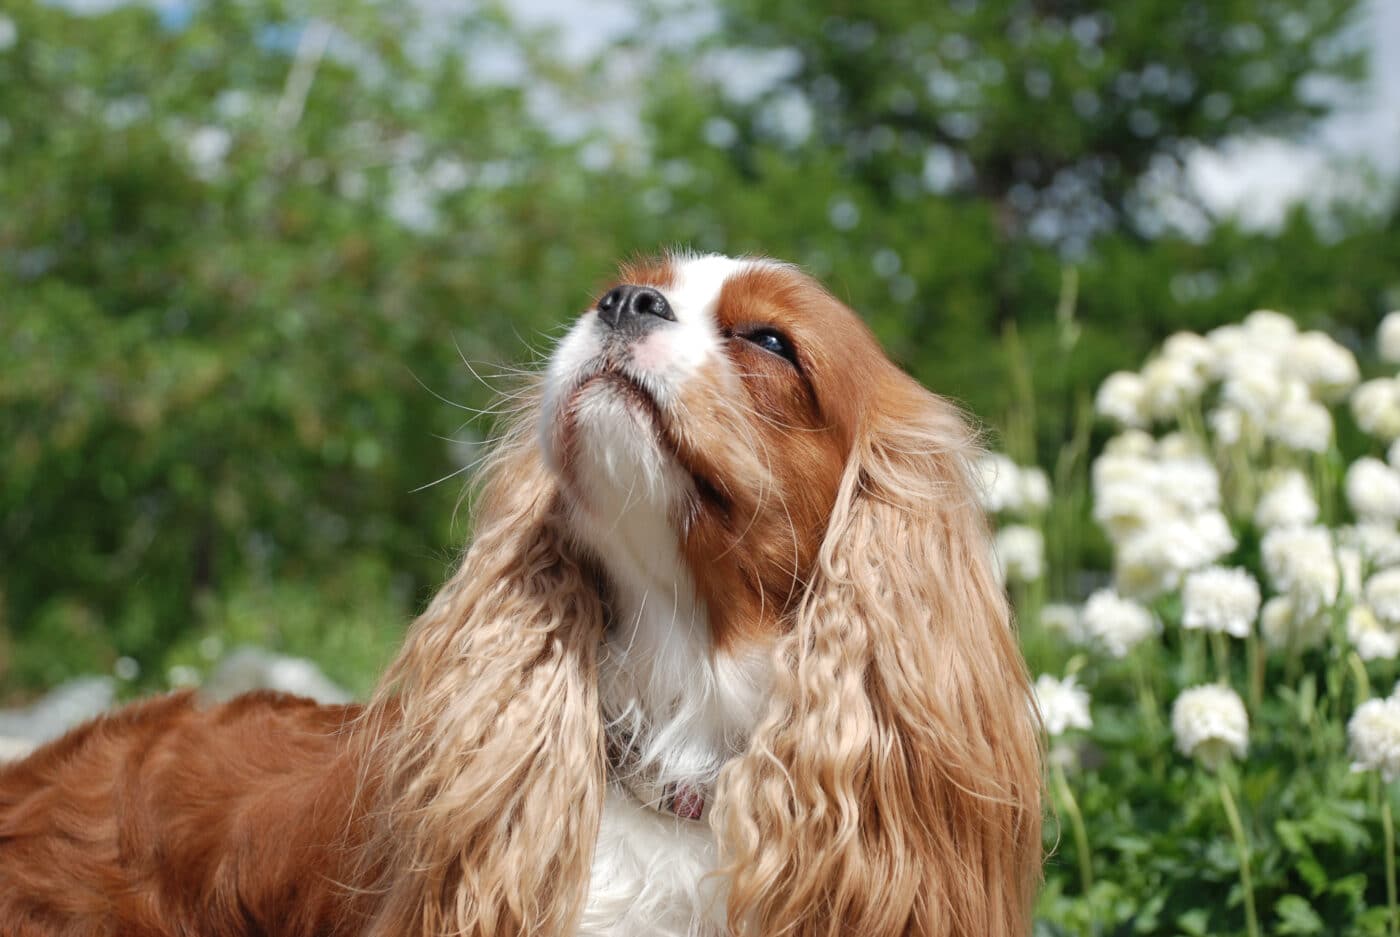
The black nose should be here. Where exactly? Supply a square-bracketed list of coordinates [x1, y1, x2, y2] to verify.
[596, 285, 676, 332]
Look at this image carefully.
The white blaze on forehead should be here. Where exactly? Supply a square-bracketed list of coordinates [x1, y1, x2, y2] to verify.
[631, 253, 751, 383]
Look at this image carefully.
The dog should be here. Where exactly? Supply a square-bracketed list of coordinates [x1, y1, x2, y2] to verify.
[0, 253, 1043, 937]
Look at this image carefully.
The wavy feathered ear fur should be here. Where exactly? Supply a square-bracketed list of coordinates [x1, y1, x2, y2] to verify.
[717, 374, 1043, 937]
[360, 399, 607, 937]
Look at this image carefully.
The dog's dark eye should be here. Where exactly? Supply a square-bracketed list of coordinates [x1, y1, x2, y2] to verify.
[743, 328, 798, 366]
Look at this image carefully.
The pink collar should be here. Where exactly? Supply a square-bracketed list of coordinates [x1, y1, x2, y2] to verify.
[605, 732, 713, 821]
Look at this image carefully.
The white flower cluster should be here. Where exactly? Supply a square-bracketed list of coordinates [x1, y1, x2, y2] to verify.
[1182, 566, 1260, 638]
[1347, 458, 1400, 524]
[1172, 684, 1249, 769]
[1080, 588, 1158, 658]
[1369, 568, 1400, 624]
[978, 454, 1050, 586]
[1354, 378, 1400, 443]
[1349, 686, 1400, 781]
[1260, 524, 1339, 620]
[1020, 310, 1400, 791]
[1092, 431, 1235, 597]
[1254, 470, 1319, 530]
[975, 453, 1050, 516]
[1348, 605, 1400, 662]
[1034, 673, 1093, 737]
[1096, 313, 1357, 456]
[1380, 312, 1400, 364]
[994, 525, 1044, 584]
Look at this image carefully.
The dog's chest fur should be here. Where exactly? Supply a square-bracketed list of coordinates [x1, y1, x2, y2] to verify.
[575, 530, 771, 935]
[578, 787, 726, 936]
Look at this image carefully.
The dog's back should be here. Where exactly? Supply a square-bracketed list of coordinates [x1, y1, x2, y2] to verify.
[0, 690, 376, 937]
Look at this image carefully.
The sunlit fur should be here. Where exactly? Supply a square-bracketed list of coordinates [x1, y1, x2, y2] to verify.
[0, 252, 1042, 937]
[715, 377, 1043, 937]
[359, 416, 608, 937]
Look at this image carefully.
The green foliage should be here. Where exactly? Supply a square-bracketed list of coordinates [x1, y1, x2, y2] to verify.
[1025, 610, 1400, 936]
[0, 0, 652, 692]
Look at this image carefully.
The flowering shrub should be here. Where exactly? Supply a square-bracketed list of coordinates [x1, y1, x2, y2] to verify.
[1009, 311, 1400, 935]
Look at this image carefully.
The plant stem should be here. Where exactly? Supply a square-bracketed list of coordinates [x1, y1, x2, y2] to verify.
[1348, 651, 1373, 708]
[1218, 775, 1260, 937]
[1211, 630, 1232, 685]
[1385, 792, 1398, 937]
[1053, 759, 1094, 899]
[1247, 632, 1263, 710]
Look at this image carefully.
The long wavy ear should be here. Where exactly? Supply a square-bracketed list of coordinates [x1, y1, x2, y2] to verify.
[361, 394, 606, 937]
[717, 376, 1043, 937]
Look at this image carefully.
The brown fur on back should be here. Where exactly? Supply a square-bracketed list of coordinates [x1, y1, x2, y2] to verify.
[0, 690, 379, 937]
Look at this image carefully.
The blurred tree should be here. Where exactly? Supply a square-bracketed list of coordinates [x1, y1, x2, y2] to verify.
[0, 0, 653, 692]
[628, 0, 1393, 455]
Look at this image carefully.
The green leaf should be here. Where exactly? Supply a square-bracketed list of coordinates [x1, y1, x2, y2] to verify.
[1275, 895, 1325, 935]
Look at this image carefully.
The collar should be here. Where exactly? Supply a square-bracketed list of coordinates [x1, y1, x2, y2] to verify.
[605, 728, 714, 821]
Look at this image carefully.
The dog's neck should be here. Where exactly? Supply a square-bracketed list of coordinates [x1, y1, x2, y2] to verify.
[585, 517, 772, 821]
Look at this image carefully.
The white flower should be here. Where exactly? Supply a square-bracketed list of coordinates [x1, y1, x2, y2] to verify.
[1196, 510, 1238, 560]
[1092, 455, 1157, 538]
[1348, 605, 1400, 661]
[1368, 568, 1400, 624]
[1115, 512, 1235, 598]
[1346, 457, 1400, 523]
[185, 125, 232, 181]
[1261, 525, 1339, 617]
[1348, 691, 1400, 780]
[1172, 684, 1249, 768]
[1210, 406, 1248, 447]
[1035, 674, 1093, 736]
[1260, 596, 1330, 651]
[1157, 456, 1223, 512]
[1081, 589, 1158, 658]
[1096, 372, 1147, 428]
[1156, 432, 1204, 460]
[1255, 470, 1319, 530]
[1093, 440, 1233, 598]
[1019, 466, 1051, 513]
[1143, 355, 1207, 420]
[1269, 398, 1332, 453]
[1341, 523, 1400, 570]
[975, 453, 1022, 513]
[1381, 312, 1400, 364]
[1206, 324, 1250, 377]
[1284, 331, 1360, 402]
[995, 525, 1045, 583]
[1104, 430, 1156, 457]
[1243, 309, 1297, 349]
[1163, 331, 1216, 372]
[1353, 378, 1400, 442]
[0, 15, 16, 52]
[1182, 567, 1260, 638]
[1222, 358, 1285, 420]
[1040, 603, 1083, 640]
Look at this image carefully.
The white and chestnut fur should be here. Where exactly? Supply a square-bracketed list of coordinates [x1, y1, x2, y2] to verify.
[0, 253, 1043, 937]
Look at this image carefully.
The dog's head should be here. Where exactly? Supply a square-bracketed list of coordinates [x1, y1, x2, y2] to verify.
[541, 252, 1043, 936]
[374, 253, 1042, 937]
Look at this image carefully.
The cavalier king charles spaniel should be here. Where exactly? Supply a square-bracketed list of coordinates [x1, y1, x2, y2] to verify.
[0, 253, 1043, 937]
